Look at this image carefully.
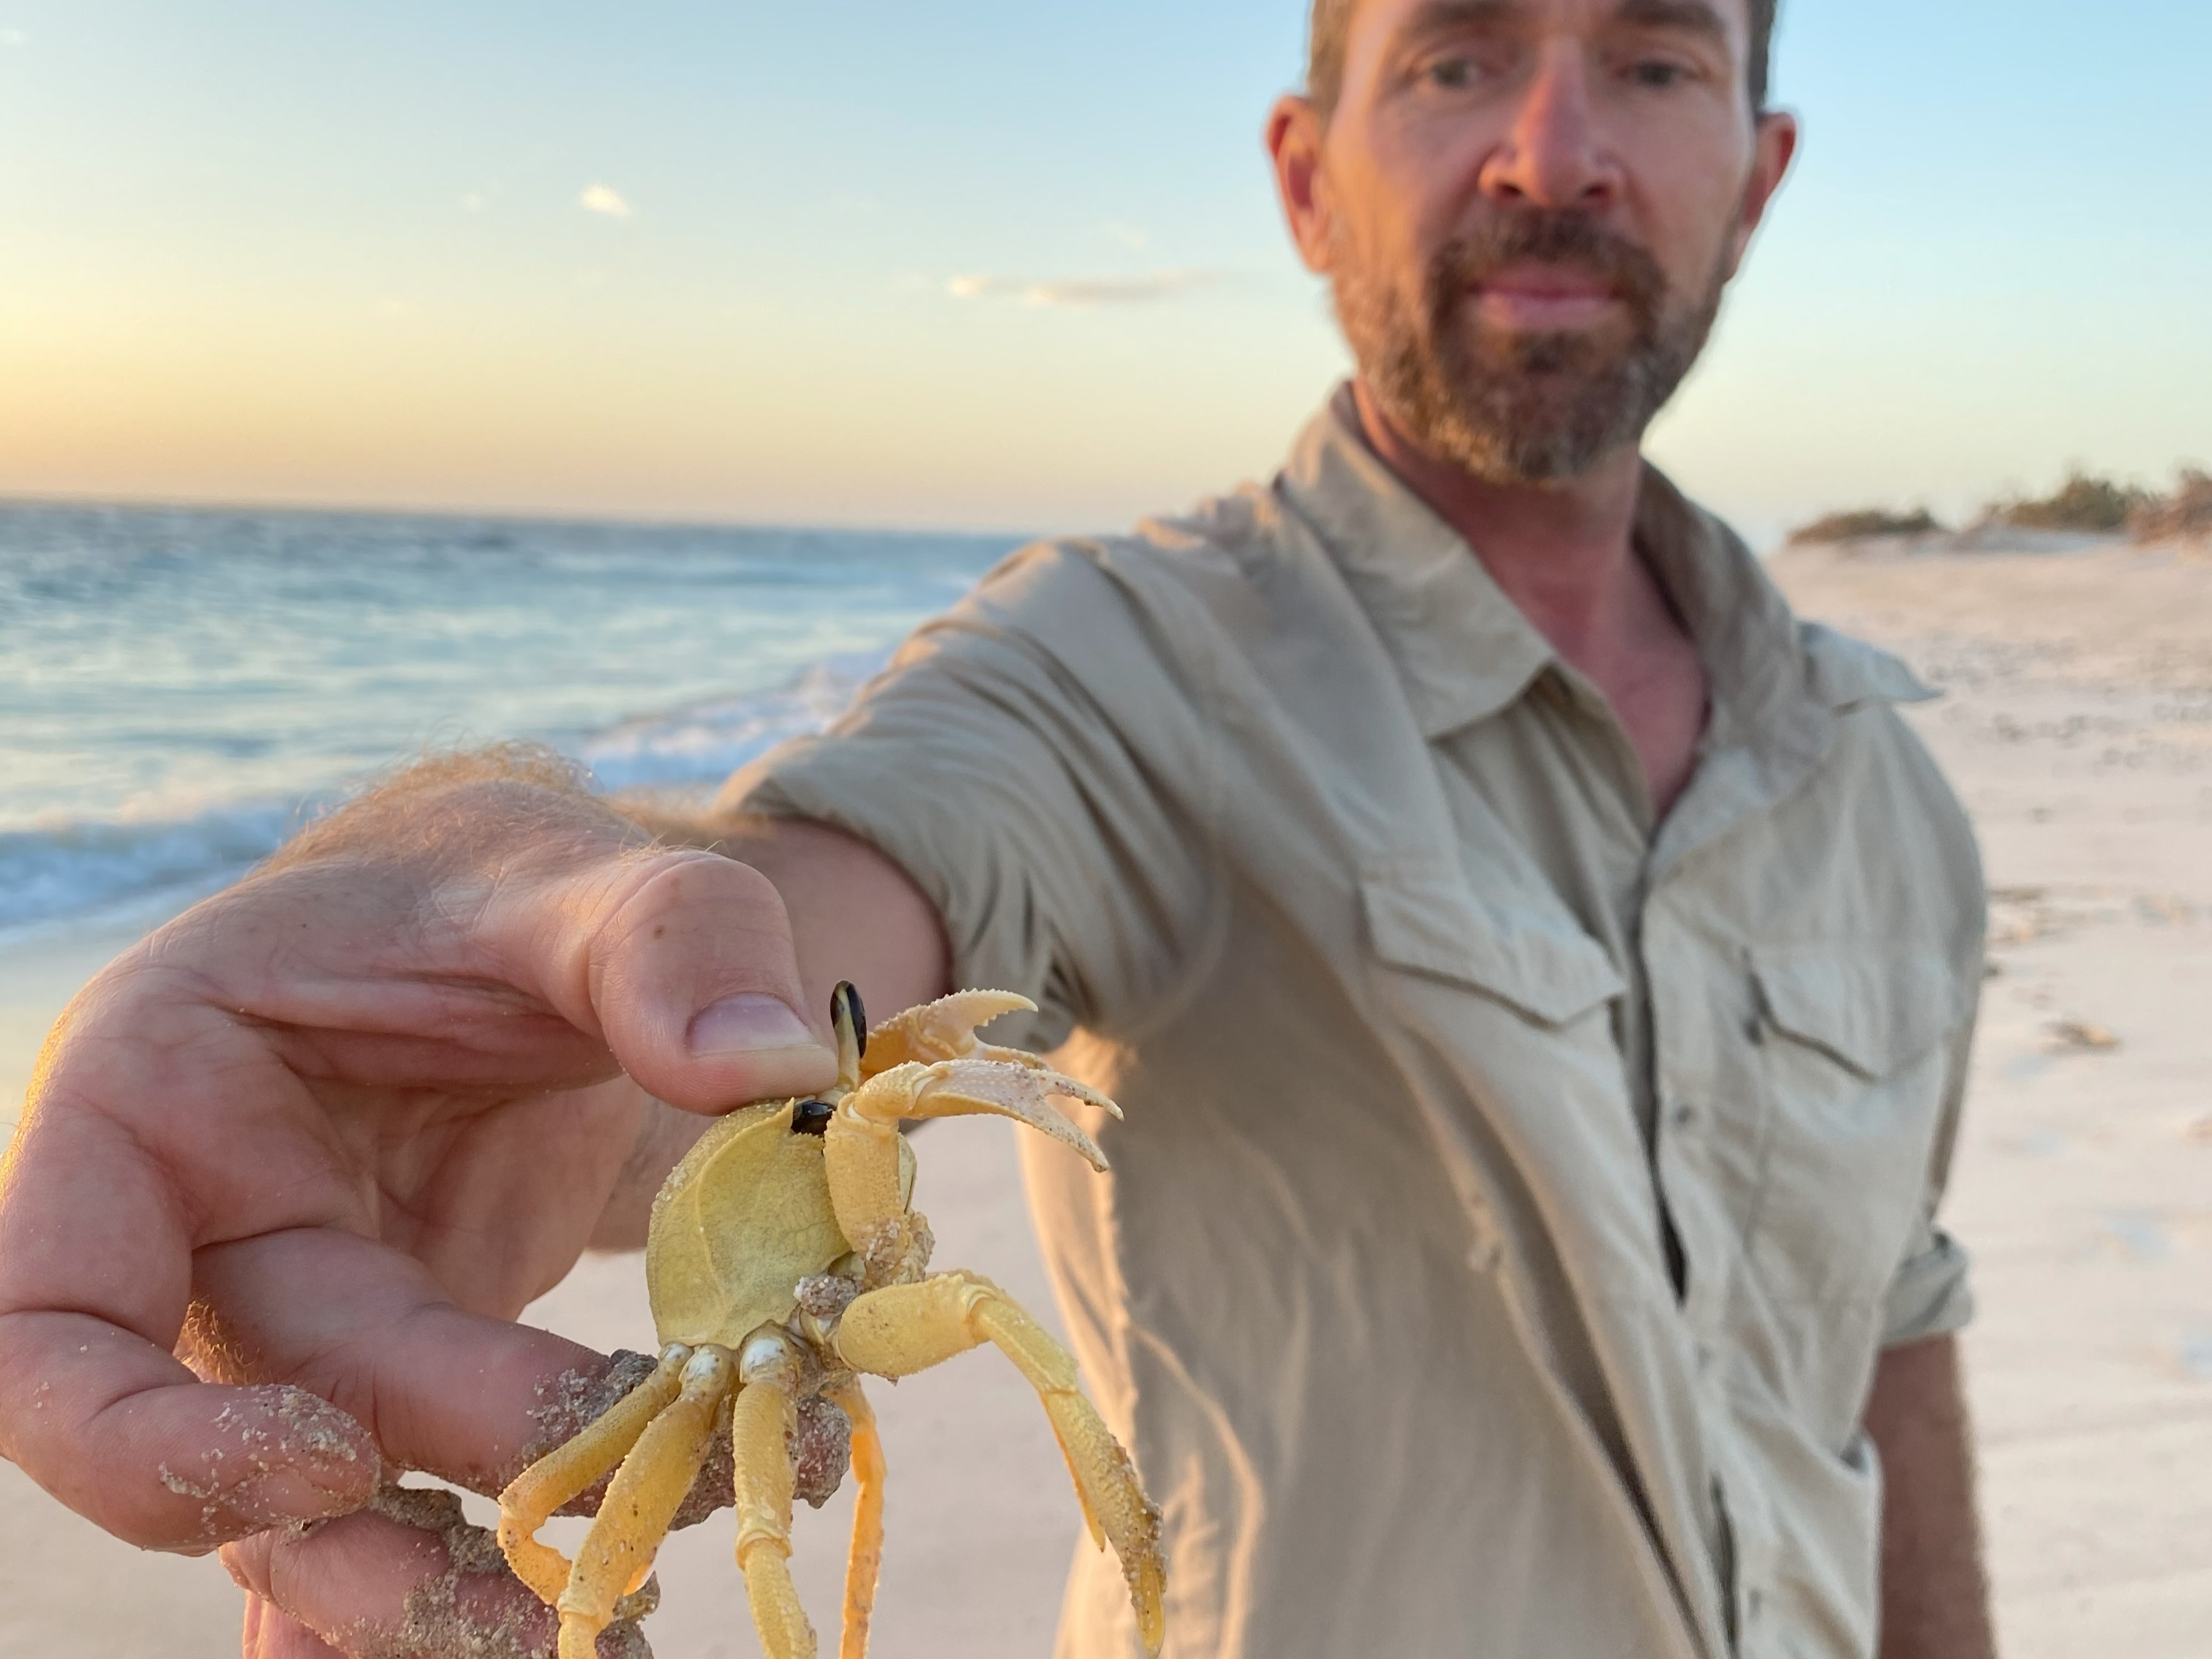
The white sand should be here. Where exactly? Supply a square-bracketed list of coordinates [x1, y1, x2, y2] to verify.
[2, 535, 2208, 1655]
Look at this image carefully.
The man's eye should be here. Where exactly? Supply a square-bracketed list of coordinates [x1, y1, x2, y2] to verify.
[1628, 59, 1692, 89]
[1423, 56, 1478, 90]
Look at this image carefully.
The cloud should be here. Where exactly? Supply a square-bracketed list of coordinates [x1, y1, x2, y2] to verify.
[1101, 221, 1151, 250]
[947, 269, 1220, 309]
[0, 28, 26, 47]
[461, 192, 485, 214]
[946, 274, 1012, 300]
[579, 183, 632, 219]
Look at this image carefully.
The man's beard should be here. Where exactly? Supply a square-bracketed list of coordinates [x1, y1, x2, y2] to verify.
[1332, 210, 1728, 485]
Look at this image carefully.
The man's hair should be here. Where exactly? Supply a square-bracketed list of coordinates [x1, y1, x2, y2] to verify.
[1307, 0, 1778, 120]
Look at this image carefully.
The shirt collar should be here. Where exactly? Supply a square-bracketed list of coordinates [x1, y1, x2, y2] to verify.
[1272, 386, 1918, 747]
[1274, 386, 1555, 740]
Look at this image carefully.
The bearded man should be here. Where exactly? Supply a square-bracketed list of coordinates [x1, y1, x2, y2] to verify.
[0, 1, 1998, 1656]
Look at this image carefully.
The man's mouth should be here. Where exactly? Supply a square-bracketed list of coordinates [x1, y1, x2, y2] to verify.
[1468, 262, 1625, 331]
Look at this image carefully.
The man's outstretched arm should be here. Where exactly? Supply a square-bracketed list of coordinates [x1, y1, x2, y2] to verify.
[1864, 1334, 1999, 1659]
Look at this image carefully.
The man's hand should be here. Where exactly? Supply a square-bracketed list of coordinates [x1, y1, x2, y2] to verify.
[0, 751, 857, 1652]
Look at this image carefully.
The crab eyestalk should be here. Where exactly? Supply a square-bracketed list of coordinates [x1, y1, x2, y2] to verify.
[830, 980, 868, 1096]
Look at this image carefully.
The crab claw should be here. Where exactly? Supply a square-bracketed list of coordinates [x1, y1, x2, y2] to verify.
[861, 990, 1123, 1120]
[860, 989, 1035, 1070]
[848, 1058, 1112, 1172]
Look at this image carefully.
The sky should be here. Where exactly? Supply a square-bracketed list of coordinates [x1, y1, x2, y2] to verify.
[0, 1, 2205, 544]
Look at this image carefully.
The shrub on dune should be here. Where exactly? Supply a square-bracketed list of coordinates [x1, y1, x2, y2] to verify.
[1788, 506, 1946, 545]
[2127, 469, 2212, 545]
[1987, 470, 2154, 534]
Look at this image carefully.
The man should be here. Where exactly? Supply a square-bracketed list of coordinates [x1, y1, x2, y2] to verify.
[0, 0, 1997, 1655]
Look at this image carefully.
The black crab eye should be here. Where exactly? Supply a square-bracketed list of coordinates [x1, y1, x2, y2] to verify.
[832, 981, 868, 1058]
[791, 1099, 836, 1137]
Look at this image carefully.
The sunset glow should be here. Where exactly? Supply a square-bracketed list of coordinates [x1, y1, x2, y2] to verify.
[1, 0, 2204, 541]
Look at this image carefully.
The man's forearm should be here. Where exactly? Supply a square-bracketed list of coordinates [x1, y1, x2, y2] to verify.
[1863, 1334, 1998, 1659]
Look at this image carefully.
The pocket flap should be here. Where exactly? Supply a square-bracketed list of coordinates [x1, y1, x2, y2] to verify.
[1751, 945, 1961, 1077]
[1363, 864, 1625, 1028]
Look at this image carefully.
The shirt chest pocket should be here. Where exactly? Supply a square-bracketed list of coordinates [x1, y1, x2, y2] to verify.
[1361, 864, 1626, 1030]
[1739, 944, 1962, 1311]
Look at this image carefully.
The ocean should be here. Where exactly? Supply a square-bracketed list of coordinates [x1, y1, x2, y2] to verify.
[0, 500, 1017, 943]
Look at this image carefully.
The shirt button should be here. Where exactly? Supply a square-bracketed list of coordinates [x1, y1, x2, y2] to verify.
[1671, 1099, 1698, 1130]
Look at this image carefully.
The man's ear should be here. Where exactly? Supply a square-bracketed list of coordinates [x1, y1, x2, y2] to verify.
[1266, 94, 1336, 275]
[1723, 108, 1799, 279]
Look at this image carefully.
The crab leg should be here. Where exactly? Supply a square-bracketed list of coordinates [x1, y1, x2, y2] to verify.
[731, 1333, 817, 1659]
[821, 1377, 886, 1659]
[833, 1271, 1166, 1657]
[497, 1345, 691, 1606]
[555, 1347, 734, 1659]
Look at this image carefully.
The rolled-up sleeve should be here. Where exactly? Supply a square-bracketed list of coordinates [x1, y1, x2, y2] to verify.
[722, 541, 1222, 1053]
[1880, 1010, 1979, 1347]
[1881, 1224, 1975, 1347]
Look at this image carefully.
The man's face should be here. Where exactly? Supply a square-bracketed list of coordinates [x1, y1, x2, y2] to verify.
[1271, 0, 1796, 484]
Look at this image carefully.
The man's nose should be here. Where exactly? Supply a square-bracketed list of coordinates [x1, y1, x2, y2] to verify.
[1477, 44, 1622, 210]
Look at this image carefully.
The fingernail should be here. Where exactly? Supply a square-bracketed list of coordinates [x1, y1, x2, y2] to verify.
[688, 994, 819, 1056]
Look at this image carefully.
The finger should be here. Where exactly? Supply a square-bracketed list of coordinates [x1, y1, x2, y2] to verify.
[189, 1230, 620, 1495]
[0, 1310, 379, 1554]
[197, 845, 837, 1111]
[0, 1033, 385, 1549]
[0, 1212, 580, 1550]
[187, 1229, 732, 1527]
[497, 848, 841, 1113]
[223, 1491, 654, 1659]
[0, 1219, 715, 1554]
[241, 1598, 345, 1659]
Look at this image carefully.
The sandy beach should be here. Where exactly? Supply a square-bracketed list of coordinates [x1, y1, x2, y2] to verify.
[3, 533, 2209, 1658]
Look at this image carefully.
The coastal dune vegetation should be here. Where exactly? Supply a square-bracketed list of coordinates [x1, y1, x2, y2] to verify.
[1790, 466, 2212, 548]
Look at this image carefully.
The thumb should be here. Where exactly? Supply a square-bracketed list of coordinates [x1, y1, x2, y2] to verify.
[490, 848, 840, 1113]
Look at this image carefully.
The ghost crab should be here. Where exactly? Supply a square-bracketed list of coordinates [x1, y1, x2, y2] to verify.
[496, 984, 1166, 1659]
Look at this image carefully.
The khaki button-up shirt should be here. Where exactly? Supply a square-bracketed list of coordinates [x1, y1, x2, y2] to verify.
[730, 392, 1985, 1659]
